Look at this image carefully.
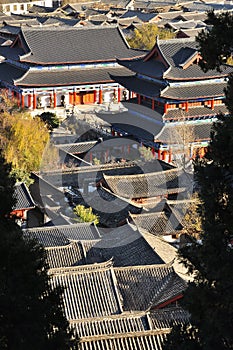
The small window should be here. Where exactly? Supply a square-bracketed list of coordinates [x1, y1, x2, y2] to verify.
[20, 4, 24, 10]
[13, 4, 17, 11]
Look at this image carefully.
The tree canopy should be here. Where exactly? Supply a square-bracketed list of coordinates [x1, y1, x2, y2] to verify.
[127, 23, 175, 50]
[164, 12, 233, 349]
[39, 111, 60, 131]
[0, 153, 79, 349]
[196, 11, 233, 72]
[0, 93, 50, 184]
[73, 204, 99, 225]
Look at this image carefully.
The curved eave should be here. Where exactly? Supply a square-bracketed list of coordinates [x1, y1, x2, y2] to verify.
[19, 54, 144, 66]
[164, 74, 229, 81]
[110, 74, 164, 99]
[162, 93, 224, 101]
[15, 79, 115, 88]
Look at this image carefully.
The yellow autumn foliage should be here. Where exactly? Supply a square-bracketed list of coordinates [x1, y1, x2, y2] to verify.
[127, 23, 175, 50]
[0, 110, 49, 181]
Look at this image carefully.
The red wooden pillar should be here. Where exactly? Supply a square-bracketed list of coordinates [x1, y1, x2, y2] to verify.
[152, 99, 155, 110]
[53, 90, 57, 108]
[138, 94, 141, 105]
[151, 147, 155, 157]
[28, 94, 31, 108]
[161, 151, 165, 161]
[33, 92, 37, 110]
[168, 149, 172, 163]
[164, 103, 168, 113]
[117, 87, 121, 102]
[73, 90, 76, 106]
[211, 99, 214, 110]
[94, 90, 97, 103]
[68, 92, 71, 105]
[99, 89, 103, 104]
[185, 101, 189, 112]
[111, 129, 115, 136]
[158, 149, 161, 160]
[21, 93, 25, 108]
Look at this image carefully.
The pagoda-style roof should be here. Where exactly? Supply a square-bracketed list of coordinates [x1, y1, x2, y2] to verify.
[150, 306, 190, 329]
[71, 306, 189, 339]
[0, 62, 27, 85]
[14, 66, 134, 87]
[109, 73, 166, 98]
[78, 329, 169, 350]
[13, 182, 35, 211]
[49, 260, 186, 319]
[164, 104, 229, 121]
[71, 312, 150, 338]
[114, 262, 186, 310]
[84, 223, 164, 266]
[17, 26, 144, 65]
[161, 81, 226, 101]
[116, 57, 168, 79]
[23, 223, 101, 247]
[130, 211, 177, 235]
[103, 167, 188, 199]
[155, 120, 213, 144]
[50, 261, 123, 320]
[116, 37, 233, 82]
[157, 38, 233, 81]
[45, 241, 86, 268]
[56, 141, 98, 155]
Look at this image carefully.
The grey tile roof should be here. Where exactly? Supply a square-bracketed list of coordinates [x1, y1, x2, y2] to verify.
[18, 26, 144, 64]
[150, 306, 190, 329]
[13, 182, 35, 210]
[84, 223, 164, 266]
[23, 225, 70, 247]
[23, 223, 100, 247]
[183, 1, 233, 12]
[103, 167, 187, 199]
[49, 262, 123, 320]
[166, 19, 206, 31]
[164, 104, 229, 121]
[130, 211, 176, 235]
[157, 38, 233, 80]
[56, 141, 98, 154]
[161, 82, 226, 100]
[116, 58, 166, 79]
[120, 10, 158, 22]
[0, 62, 27, 84]
[115, 262, 187, 310]
[45, 241, 86, 268]
[155, 121, 213, 143]
[71, 312, 149, 337]
[14, 66, 134, 87]
[79, 329, 169, 350]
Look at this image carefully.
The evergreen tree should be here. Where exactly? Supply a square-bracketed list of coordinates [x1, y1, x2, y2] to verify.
[164, 12, 233, 349]
[0, 154, 79, 349]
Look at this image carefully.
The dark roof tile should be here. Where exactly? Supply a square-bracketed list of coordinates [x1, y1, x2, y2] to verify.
[19, 26, 144, 64]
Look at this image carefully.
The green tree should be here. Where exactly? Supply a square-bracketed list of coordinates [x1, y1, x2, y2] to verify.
[0, 154, 79, 349]
[164, 15, 233, 349]
[127, 23, 175, 50]
[73, 204, 99, 224]
[39, 111, 60, 131]
[196, 11, 233, 72]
